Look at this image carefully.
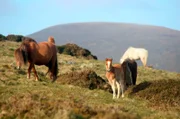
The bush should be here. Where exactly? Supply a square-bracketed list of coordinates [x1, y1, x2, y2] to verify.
[57, 43, 97, 60]
[6, 34, 24, 42]
[0, 34, 7, 41]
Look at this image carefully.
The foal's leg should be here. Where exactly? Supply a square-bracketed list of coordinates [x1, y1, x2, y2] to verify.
[120, 83, 125, 98]
[120, 77, 126, 98]
[116, 81, 120, 98]
[111, 79, 116, 99]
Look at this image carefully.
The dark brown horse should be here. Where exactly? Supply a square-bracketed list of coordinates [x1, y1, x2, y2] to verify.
[105, 58, 137, 99]
[14, 37, 58, 82]
[124, 59, 137, 86]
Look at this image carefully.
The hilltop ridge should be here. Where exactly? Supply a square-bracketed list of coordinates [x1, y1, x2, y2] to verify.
[28, 22, 180, 72]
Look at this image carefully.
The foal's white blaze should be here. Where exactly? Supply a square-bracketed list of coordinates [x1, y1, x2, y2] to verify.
[106, 61, 111, 71]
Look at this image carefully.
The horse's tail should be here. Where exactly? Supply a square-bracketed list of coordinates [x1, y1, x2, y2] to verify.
[54, 57, 58, 79]
[48, 56, 58, 82]
[48, 36, 55, 44]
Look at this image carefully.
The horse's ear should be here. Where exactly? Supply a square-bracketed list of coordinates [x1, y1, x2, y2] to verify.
[105, 58, 108, 61]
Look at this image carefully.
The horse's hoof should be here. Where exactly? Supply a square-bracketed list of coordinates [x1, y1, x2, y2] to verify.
[35, 78, 39, 81]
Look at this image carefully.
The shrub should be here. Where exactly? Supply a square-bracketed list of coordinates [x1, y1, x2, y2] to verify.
[57, 43, 97, 60]
[6, 34, 24, 42]
[0, 34, 7, 41]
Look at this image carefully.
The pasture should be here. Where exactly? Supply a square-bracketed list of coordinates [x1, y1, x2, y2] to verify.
[0, 41, 180, 119]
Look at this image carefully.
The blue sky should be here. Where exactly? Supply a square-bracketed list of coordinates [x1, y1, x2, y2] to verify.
[0, 0, 179, 36]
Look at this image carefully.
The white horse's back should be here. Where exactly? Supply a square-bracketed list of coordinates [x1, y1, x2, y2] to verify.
[120, 47, 148, 66]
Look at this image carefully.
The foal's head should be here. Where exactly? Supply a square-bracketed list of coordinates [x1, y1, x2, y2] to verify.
[105, 58, 113, 72]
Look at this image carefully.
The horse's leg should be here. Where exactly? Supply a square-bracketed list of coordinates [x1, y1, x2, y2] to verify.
[116, 81, 120, 98]
[111, 79, 116, 99]
[133, 67, 137, 85]
[27, 63, 33, 79]
[120, 74, 126, 98]
[32, 64, 39, 81]
[127, 64, 133, 85]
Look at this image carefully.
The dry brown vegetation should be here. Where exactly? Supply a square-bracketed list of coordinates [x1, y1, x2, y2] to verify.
[0, 41, 180, 119]
[58, 70, 112, 92]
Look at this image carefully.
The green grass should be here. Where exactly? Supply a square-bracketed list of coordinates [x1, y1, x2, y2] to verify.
[0, 41, 180, 119]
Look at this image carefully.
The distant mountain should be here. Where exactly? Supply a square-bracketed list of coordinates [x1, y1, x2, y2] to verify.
[28, 22, 180, 72]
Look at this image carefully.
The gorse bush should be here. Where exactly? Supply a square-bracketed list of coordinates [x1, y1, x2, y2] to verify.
[0, 34, 7, 41]
[57, 43, 97, 60]
[0, 34, 24, 42]
[6, 34, 24, 42]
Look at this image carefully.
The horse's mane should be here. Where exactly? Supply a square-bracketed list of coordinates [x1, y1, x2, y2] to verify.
[22, 37, 37, 44]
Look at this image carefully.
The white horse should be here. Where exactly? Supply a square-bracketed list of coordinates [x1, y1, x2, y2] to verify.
[120, 47, 148, 67]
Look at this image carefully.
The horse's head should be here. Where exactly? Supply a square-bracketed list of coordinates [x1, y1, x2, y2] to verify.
[14, 46, 28, 69]
[105, 58, 113, 72]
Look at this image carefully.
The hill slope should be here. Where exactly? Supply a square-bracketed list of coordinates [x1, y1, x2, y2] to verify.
[28, 22, 180, 72]
[0, 41, 180, 119]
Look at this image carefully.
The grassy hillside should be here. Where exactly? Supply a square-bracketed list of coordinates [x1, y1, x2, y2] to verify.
[0, 41, 180, 119]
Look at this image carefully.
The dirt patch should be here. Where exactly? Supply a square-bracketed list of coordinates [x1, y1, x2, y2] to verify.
[57, 70, 112, 92]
